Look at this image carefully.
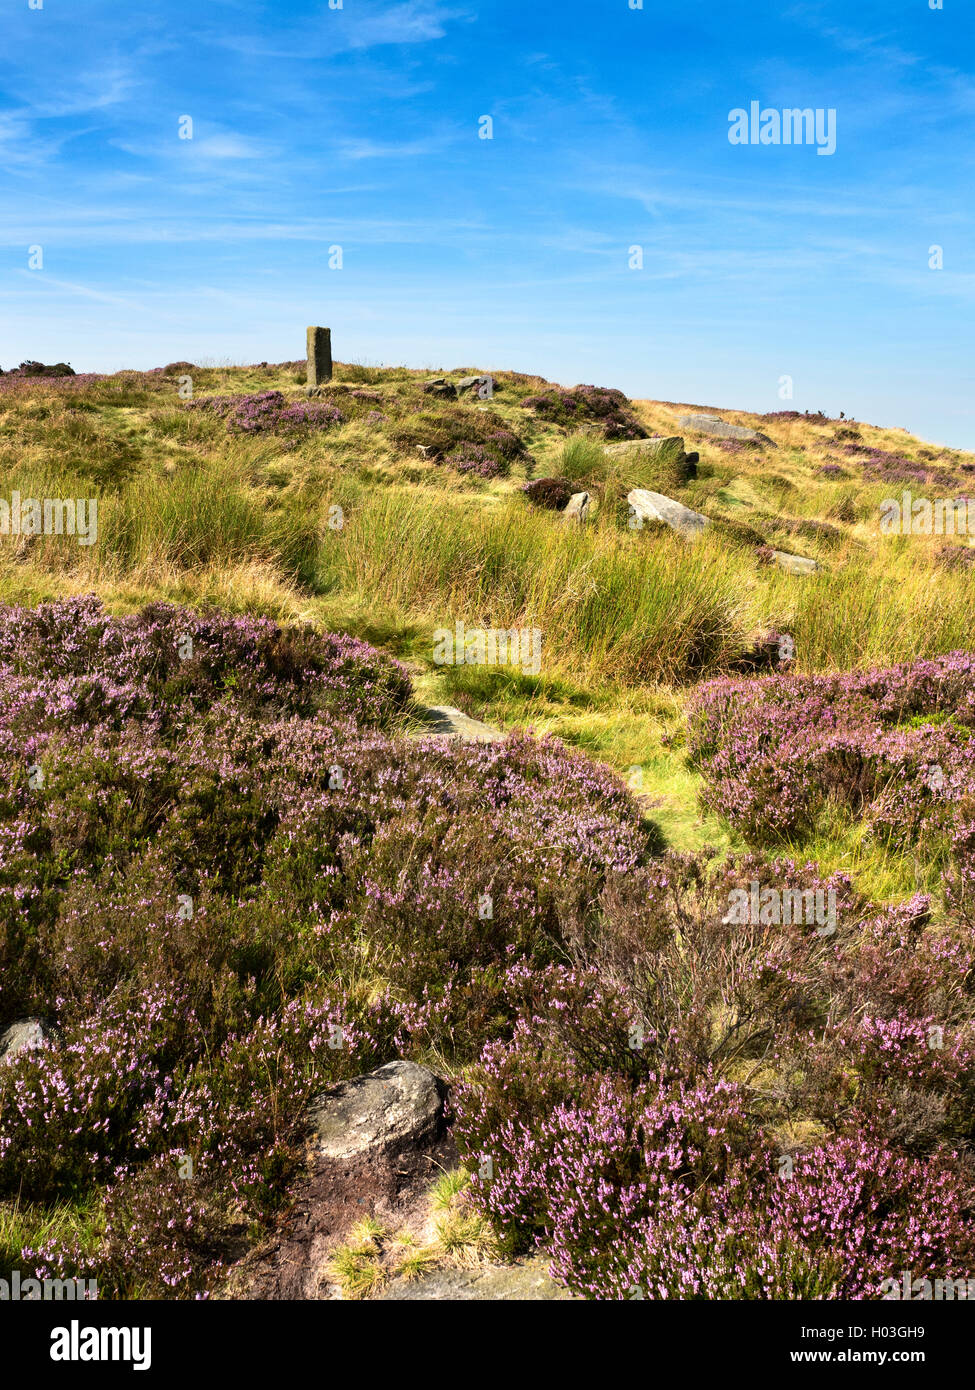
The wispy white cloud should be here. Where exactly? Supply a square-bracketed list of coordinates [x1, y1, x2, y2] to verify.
[211, 1, 469, 59]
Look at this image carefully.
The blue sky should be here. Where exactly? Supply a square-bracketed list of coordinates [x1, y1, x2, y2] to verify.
[3, 0, 975, 446]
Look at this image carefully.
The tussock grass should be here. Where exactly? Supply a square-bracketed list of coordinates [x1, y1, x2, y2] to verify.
[319, 488, 746, 684]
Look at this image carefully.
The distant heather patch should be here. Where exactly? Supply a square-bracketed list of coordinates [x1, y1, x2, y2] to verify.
[185, 390, 343, 435]
[519, 385, 647, 441]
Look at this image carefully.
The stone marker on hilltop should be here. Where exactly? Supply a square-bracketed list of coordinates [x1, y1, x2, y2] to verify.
[306, 326, 333, 389]
[627, 488, 711, 540]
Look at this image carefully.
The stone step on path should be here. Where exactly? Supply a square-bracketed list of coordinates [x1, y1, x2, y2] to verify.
[377, 1257, 574, 1301]
[224, 1057, 575, 1301]
[408, 705, 503, 743]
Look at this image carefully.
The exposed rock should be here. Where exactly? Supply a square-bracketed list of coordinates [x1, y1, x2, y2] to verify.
[457, 375, 494, 399]
[0, 1018, 50, 1064]
[627, 488, 710, 540]
[225, 1060, 454, 1301]
[411, 705, 503, 743]
[605, 435, 684, 460]
[562, 491, 591, 523]
[378, 1256, 575, 1301]
[308, 1061, 445, 1163]
[421, 378, 457, 399]
[679, 414, 776, 447]
[771, 550, 819, 575]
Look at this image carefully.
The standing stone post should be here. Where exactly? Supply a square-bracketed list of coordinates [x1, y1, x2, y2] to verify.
[306, 327, 332, 388]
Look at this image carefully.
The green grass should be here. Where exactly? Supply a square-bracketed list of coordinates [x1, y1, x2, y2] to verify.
[3, 361, 974, 905]
[0, 1196, 103, 1282]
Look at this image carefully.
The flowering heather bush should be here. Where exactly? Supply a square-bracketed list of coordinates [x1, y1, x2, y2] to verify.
[935, 544, 975, 573]
[687, 653, 975, 848]
[185, 390, 344, 435]
[444, 442, 510, 479]
[840, 441, 959, 489]
[522, 477, 576, 510]
[453, 848, 975, 1297]
[0, 595, 658, 1294]
[518, 385, 647, 441]
[0, 372, 102, 394]
[761, 410, 834, 424]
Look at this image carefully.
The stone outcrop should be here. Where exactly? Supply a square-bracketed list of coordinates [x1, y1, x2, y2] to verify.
[627, 488, 710, 539]
[679, 414, 775, 447]
[457, 375, 494, 399]
[605, 435, 684, 460]
[421, 377, 457, 399]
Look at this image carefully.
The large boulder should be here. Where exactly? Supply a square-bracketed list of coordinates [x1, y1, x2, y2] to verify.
[679, 414, 776, 447]
[457, 375, 494, 399]
[0, 1018, 51, 1064]
[308, 1062, 445, 1163]
[627, 488, 710, 540]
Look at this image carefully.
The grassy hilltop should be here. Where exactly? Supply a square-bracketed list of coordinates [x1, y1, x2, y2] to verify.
[2, 357, 973, 894]
[4, 360, 975, 1300]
